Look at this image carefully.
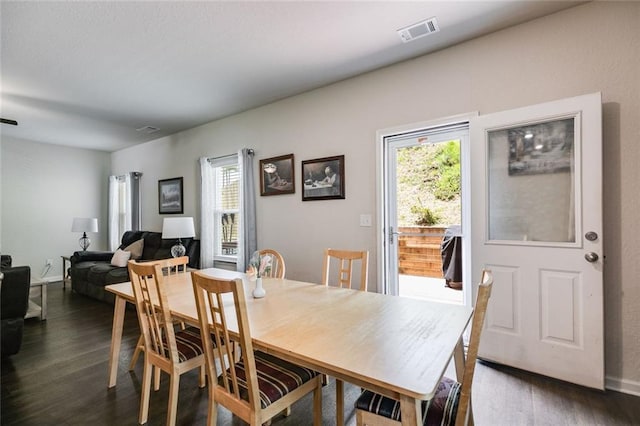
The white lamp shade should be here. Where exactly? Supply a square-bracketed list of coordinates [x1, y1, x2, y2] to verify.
[162, 217, 195, 239]
[71, 217, 99, 233]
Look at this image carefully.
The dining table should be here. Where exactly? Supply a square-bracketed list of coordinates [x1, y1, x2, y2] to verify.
[105, 268, 473, 426]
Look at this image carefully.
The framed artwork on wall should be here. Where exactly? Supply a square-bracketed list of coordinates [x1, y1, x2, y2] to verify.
[158, 177, 184, 214]
[301, 155, 345, 201]
[259, 154, 295, 196]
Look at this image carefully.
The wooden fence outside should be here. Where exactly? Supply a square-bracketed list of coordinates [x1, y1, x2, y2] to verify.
[398, 226, 446, 278]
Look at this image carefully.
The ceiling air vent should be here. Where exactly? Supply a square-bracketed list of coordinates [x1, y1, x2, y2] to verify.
[136, 125, 160, 134]
[397, 17, 439, 43]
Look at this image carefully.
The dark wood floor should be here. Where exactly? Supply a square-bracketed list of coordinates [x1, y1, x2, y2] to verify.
[2, 281, 639, 425]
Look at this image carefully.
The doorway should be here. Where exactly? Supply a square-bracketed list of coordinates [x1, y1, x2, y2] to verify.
[378, 118, 471, 305]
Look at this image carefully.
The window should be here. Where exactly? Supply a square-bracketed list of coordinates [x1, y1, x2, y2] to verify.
[201, 149, 255, 271]
[108, 172, 141, 251]
[214, 159, 240, 261]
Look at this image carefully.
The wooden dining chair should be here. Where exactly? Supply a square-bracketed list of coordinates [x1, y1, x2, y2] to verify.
[129, 256, 190, 373]
[191, 270, 323, 426]
[322, 248, 369, 426]
[354, 269, 494, 426]
[322, 249, 369, 291]
[128, 260, 206, 426]
[258, 249, 286, 278]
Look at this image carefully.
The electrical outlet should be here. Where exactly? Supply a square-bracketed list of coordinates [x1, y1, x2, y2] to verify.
[46, 258, 53, 267]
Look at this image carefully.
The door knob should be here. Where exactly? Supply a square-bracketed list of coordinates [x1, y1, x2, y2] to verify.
[585, 252, 599, 263]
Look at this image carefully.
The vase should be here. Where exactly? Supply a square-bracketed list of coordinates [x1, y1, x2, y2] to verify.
[252, 277, 266, 298]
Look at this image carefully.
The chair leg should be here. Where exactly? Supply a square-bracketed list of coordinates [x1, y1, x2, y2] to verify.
[199, 365, 206, 388]
[167, 372, 180, 426]
[139, 357, 152, 424]
[468, 399, 474, 426]
[206, 386, 217, 426]
[154, 365, 161, 391]
[129, 335, 144, 370]
[336, 379, 344, 426]
[313, 377, 323, 426]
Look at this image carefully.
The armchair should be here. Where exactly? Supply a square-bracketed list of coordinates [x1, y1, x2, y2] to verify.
[1, 255, 31, 357]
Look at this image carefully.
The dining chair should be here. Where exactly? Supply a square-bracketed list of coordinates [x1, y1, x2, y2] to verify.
[322, 249, 369, 291]
[128, 260, 206, 426]
[354, 269, 494, 426]
[129, 256, 190, 374]
[191, 270, 323, 426]
[322, 248, 369, 426]
[258, 248, 286, 278]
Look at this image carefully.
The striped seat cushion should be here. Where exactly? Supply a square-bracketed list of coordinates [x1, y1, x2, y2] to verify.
[355, 377, 461, 426]
[163, 326, 205, 362]
[221, 351, 319, 409]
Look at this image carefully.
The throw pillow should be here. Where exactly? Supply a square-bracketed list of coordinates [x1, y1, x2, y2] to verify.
[111, 249, 131, 267]
[124, 239, 144, 260]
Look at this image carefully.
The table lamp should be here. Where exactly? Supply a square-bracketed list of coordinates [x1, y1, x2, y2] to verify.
[71, 217, 99, 250]
[162, 217, 195, 257]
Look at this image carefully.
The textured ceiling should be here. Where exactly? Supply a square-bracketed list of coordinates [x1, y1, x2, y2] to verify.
[0, 1, 583, 152]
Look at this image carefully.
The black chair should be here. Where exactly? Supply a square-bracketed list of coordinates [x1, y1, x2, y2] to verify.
[1, 255, 31, 357]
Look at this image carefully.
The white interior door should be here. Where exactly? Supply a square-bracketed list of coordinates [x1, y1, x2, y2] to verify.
[470, 93, 604, 389]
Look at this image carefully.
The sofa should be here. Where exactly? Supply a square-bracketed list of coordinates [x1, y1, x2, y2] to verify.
[1, 255, 31, 357]
[69, 230, 200, 304]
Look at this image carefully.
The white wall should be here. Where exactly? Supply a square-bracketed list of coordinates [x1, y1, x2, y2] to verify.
[1, 137, 110, 279]
[109, 2, 638, 392]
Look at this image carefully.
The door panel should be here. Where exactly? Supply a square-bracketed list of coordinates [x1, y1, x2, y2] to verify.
[471, 93, 604, 389]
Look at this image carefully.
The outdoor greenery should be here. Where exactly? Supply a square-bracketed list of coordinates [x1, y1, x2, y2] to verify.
[397, 140, 461, 227]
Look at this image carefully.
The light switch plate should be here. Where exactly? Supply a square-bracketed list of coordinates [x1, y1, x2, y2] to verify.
[360, 214, 372, 227]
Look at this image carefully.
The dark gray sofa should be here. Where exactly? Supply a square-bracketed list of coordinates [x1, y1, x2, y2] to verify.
[1, 255, 31, 357]
[69, 230, 199, 303]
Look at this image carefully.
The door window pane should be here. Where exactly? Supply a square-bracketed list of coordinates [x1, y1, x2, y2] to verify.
[487, 118, 576, 243]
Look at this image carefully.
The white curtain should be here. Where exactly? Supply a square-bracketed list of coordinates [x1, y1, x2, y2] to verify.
[108, 176, 119, 250]
[199, 157, 216, 268]
[238, 148, 257, 272]
[107, 174, 133, 251]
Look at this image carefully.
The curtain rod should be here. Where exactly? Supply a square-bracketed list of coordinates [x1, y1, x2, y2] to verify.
[207, 149, 254, 163]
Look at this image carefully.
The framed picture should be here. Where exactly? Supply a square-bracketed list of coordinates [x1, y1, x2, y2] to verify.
[259, 154, 295, 196]
[301, 155, 345, 201]
[158, 177, 184, 214]
[504, 117, 574, 176]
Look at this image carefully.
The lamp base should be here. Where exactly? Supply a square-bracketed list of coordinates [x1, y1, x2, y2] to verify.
[79, 233, 91, 251]
[171, 240, 186, 258]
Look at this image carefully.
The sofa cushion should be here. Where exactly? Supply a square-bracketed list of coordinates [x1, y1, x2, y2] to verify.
[123, 239, 144, 260]
[111, 249, 131, 267]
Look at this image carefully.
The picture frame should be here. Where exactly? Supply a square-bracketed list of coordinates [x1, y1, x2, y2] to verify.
[158, 177, 184, 214]
[301, 155, 345, 201]
[504, 117, 574, 176]
[259, 154, 295, 196]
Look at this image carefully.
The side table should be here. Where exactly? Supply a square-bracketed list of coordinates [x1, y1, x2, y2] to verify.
[26, 277, 48, 321]
[62, 255, 71, 290]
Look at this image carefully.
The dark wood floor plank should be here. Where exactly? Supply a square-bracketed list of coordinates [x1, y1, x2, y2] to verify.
[2, 281, 639, 425]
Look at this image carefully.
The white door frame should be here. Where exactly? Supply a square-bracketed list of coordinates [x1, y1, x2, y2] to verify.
[375, 112, 477, 307]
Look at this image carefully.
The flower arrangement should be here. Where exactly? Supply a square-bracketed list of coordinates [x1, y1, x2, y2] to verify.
[247, 251, 272, 280]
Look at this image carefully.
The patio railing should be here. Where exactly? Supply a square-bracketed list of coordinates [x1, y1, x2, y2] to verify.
[398, 226, 446, 278]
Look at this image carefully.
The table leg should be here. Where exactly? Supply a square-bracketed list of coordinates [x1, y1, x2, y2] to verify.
[399, 395, 420, 425]
[41, 283, 47, 320]
[108, 295, 126, 388]
[453, 336, 466, 382]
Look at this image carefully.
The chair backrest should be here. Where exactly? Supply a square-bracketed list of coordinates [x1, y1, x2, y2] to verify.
[128, 260, 180, 364]
[455, 269, 493, 426]
[258, 249, 286, 278]
[191, 271, 261, 415]
[322, 249, 369, 291]
[155, 256, 189, 276]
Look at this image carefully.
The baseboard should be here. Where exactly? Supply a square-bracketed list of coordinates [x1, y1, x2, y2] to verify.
[605, 375, 640, 397]
[42, 274, 63, 282]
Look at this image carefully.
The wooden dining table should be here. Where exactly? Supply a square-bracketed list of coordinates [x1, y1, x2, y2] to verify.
[105, 268, 473, 426]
